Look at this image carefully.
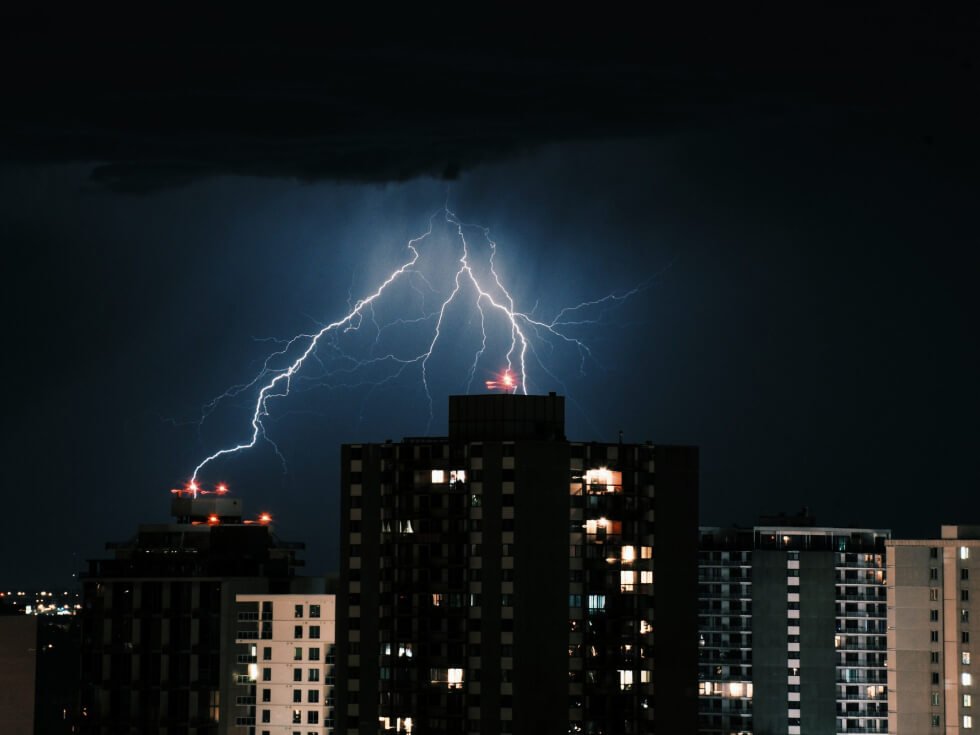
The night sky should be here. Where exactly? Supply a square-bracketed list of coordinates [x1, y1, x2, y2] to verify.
[2, 7, 978, 589]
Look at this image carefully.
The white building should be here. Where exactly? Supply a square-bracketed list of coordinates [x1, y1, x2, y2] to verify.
[232, 593, 337, 735]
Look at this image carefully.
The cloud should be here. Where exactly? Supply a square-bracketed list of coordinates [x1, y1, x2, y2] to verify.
[1, 6, 976, 192]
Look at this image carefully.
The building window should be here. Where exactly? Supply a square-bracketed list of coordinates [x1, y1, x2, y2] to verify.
[932, 631, 940, 643]
[964, 673, 974, 687]
[933, 692, 941, 706]
[293, 689, 302, 703]
[308, 690, 319, 703]
[295, 604, 303, 618]
[933, 715, 942, 727]
[262, 710, 270, 723]
[965, 610, 972, 624]
[293, 710, 302, 724]
[310, 604, 321, 618]
[931, 547, 940, 559]
[263, 646, 272, 660]
[932, 652, 940, 664]
[967, 652, 974, 666]
[931, 589, 941, 601]
[308, 668, 320, 682]
[965, 715, 974, 729]
[966, 569, 972, 581]
[262, 689, 271, 702]
[262, 667, 272, 681]
[933, 672, 941, 685]
[295, 625, 303, 639]
[307, 711, 319, 724]
[310, 626, 320, 639]
[966, 694, 973, 707]
[931, 610, 940, 621]
[965, 590, 972, 601]
[964, 547, 971, 560]
[931, 568, 940, 580]
[294, 647, 302, 661]
[309, 647, 320, 661]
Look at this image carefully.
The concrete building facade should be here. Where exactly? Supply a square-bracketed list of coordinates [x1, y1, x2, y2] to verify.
[888, 526, 980, 734]
[336, 393, 699, 735]
[79, 492, 310, 735]
[230, 594, 337, 735]
[699, 519, 890, 735]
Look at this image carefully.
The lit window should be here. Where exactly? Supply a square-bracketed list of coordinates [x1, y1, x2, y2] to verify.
[588, 594, 606, 611]
[966, 694, 974, 707]
[450, 469, 466, 483]
[448, 668, 464, 689]
[620, 571, 636, 590]
[621, 546, 636, 563]
[964, 673, 973, 687]
[431, 470, 446, 484]
[641, 670, 651, 683]
[964, 547, 971, 560]
[729, 682, 743, 697]
[584, 467, 622, 493]
[641, 546, 653, 559]
[618, 670, 634, 690]
[965, 715, 973, 729]
[640, 571, 653, 584]
[966, 652, 973, 665]
[933, 692, 942, 706]
[639, 620, 652, 634]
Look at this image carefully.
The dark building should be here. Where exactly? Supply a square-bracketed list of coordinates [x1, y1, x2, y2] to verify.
[337, 393, 699, 735]
[79, 491, 307, 735]
[698, 517, 889, 735]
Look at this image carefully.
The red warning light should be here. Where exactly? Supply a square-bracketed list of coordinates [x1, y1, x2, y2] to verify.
[258, 513, 272, 524]
[215, 483, 229, 495]
[485, 370, 518, 392]
[207, 514, 220, 525]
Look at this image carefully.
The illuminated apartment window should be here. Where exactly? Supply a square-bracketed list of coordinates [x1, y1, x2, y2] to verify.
[620, 571, 636, 591]
[618, 670, 634, 690]
[964, 673, 973, 687]
[431, 470, 446, 484]
[641, 546, 653, 559]
[931, 589, 940, 601]
[640, 571, 653, 584]
[965, 715, 973, 729]
[450, 469, 466, 483]
[588, 594, 606, 612]
[621, 546, 636, 563]
[964, 547, 971, 560]
[640, 620, 652, 634]
[584, 467, 622, 493]
[932, 692, 941, 706]
[966, 694, 974, 708]
[448, 668, 464, 689]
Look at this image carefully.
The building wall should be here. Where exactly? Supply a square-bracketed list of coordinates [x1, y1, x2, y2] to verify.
[338, 395, 699, 735]
[0, 615, 37, 735]
[799, 552, 836, 735]
[888, 536, 980, 735]
[753, 549, 790, 735]
[230, 593, 336, 735]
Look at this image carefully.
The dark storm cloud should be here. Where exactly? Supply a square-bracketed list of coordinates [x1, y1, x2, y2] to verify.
[1, 6, 977, 191]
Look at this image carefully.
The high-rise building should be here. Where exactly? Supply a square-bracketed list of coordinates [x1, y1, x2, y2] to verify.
[887, 525, 980, 734]
[79, 491, 310, 735]
[230, 593, 337, 735]
[336, 393, 699, 735]
[699, 516, 890, 735]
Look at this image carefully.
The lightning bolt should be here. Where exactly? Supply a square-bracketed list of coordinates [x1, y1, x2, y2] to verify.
[189, 206, 645, 484]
